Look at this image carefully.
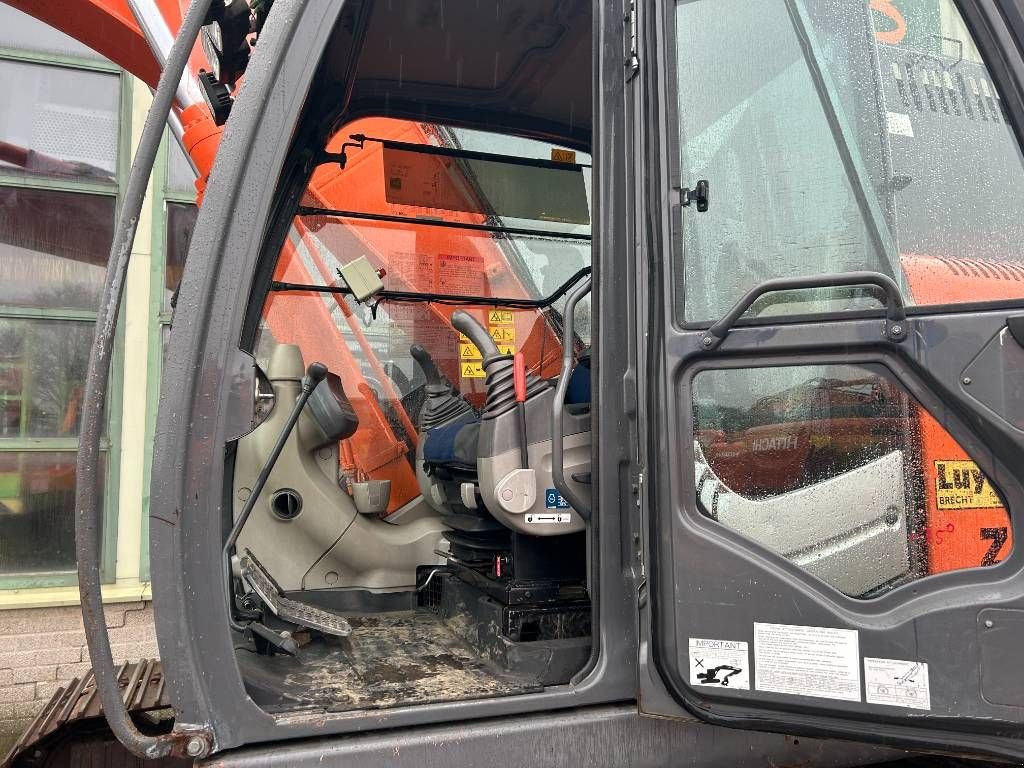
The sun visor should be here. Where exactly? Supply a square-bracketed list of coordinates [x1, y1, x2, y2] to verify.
[381, 144, 590, 225]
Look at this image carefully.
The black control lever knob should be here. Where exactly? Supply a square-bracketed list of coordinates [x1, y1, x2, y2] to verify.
[451, 310, 500, 361]
[410, 345, 442, 386]
[305, 361, 329, 388]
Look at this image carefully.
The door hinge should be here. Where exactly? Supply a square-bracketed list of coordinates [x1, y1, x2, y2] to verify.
[625, 0, 639, 80]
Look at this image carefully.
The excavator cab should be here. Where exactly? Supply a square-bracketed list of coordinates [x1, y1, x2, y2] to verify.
[224, 120, 596, 705]
[15, 0, 1024, 765]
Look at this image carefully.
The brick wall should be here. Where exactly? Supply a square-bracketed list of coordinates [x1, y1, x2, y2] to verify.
[0, 602, 157, 756]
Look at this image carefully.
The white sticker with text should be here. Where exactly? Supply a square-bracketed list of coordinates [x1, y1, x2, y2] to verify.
[864, 657, 930, 710]
[886, 111, 914, 137]
[688, 638, 750, 690]
[754, 623, 860, 702]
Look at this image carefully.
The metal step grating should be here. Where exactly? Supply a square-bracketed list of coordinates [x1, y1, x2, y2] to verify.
[240, 549, 352, 637]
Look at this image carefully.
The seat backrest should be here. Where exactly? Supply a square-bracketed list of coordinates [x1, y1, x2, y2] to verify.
[564, 355, 591, 405]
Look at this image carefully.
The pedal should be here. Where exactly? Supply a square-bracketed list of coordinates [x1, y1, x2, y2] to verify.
[239, 549, 353, 637]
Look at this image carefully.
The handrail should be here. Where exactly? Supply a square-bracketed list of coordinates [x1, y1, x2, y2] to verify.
[551, 275, 593, 520]
[296, 205, 592, 242]
[270, 266, 593, 310]
[702, 271, 907, 351]
[73, 0, 214, 760]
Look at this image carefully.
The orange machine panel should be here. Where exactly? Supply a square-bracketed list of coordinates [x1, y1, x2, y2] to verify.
[916, 409, 1011, 573]
[902, 253, 1015, 574]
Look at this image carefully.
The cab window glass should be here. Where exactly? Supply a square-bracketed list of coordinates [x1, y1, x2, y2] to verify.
[674, 0, 1024, 322]
[255, 119, 592, 512]
[692, 364, 1011, 598]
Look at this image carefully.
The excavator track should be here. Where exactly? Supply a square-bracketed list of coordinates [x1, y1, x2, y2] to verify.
[1, 660, 187, 768]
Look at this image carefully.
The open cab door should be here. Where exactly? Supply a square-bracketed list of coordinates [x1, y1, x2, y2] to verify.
[640, 0, 1024, 760]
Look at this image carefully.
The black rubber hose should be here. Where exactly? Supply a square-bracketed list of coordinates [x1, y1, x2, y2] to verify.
[73, 0, 213, 760]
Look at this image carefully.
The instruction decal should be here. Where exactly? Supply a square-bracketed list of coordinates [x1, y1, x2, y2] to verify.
[437, 253, 485, 295]
[934, 460, 1002, 510]
[526, 512, 571, 524]
[489, 325, 516, 344]
[545, 489, 570, 509]
[459, 342, 514, 358]
[754, 623, 860, 702]
[864, 658, 930, 711]
[689, 638, 750, 689]
[488, 310, 514, 325]
[460, 361, 485, 379]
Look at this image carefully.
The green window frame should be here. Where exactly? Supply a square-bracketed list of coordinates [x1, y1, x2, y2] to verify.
[0, 37, 131, 589]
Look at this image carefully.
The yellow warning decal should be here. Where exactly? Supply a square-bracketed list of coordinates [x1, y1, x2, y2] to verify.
[488, 309, 514, 325]
[458, 332, 472, 343]
[460, 361, 486, 379]
[489, 326, 515, 343]
[496, 344, 516, 356]
[551, 148, 576, 164]
[459, 343, 481, 360]
[935, 460, 1002, 510]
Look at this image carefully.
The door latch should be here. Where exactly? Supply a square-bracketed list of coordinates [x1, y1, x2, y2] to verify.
[680, 180, 709, 212]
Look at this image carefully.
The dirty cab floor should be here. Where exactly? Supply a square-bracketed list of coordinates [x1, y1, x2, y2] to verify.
[237, 611, 543, 713]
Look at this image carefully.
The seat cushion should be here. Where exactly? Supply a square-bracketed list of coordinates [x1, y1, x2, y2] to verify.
[422, 414, 480, 468]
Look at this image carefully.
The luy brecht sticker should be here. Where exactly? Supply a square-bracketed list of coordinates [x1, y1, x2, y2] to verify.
[934, 459, 1002, 510]
[689, 638, 749, 690]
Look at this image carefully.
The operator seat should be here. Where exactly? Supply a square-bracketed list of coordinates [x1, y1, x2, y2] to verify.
[411, 344, 493, 529]
[414, 312, 591, 536]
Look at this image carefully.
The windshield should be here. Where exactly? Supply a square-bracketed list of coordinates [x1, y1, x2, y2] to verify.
[254, 120, 592, 513]
[296, 122, 592, 319]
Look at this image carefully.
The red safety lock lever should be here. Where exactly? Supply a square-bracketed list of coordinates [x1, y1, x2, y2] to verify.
[513, 353, 529, 469]
[513, 352, 527, 402]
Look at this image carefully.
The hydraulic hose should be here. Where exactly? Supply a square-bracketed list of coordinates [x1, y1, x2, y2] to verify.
[73, 0, 214, 760]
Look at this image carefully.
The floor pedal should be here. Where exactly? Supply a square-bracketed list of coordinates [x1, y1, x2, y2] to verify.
[239, 549, 353, 637]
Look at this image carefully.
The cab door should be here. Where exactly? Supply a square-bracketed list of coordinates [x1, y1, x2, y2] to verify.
[640, 0, 1024, 760]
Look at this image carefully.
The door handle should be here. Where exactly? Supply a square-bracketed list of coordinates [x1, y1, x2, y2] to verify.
[701, 271, 907, 351]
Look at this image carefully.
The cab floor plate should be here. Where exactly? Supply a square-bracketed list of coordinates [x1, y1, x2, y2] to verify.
[236, 610, 542, 712]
